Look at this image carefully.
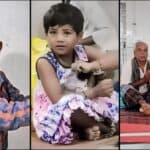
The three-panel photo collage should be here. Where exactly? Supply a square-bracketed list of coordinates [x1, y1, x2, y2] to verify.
[0, 0, 150, 149]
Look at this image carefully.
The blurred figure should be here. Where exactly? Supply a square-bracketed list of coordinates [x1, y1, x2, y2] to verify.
[0, 41, 30, 150]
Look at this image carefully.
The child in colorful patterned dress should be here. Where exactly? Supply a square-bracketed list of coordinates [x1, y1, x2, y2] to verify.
[0, 42, 30, 149]
[33, 3, 118, 144]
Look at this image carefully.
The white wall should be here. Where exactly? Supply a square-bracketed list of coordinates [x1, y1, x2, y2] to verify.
[135, 1, 150, 57]
[32, 0, 118, 39]
[121, 1, 150, 65]
[32, 0, 61, 38]
[0, 1, 29, 149]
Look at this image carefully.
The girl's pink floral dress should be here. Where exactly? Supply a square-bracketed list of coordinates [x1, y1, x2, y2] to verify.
[33, 44, 118, 144]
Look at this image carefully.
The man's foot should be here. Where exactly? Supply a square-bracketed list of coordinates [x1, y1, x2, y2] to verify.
[84, 125, 101, 140]
[140, 103, 150, 115]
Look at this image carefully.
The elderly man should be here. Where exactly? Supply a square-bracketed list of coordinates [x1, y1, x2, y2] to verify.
[121, 41, 150, 114]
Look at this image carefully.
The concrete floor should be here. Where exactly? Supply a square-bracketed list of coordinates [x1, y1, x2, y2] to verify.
[32, 132, 118, 149]
[120, 144, 150, 149]
[8, 126, 30, 149]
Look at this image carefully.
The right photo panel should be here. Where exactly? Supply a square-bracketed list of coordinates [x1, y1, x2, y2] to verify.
[120, 1, 150, 149]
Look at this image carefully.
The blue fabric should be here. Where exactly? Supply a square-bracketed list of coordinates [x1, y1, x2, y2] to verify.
[43, 52, 65, 80]
[114, 81, 119, 93]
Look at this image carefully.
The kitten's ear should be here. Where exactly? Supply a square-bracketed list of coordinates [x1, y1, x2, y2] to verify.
[0, 41, 2, 51]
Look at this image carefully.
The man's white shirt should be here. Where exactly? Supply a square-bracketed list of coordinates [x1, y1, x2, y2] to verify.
[121, 59, 148, 93]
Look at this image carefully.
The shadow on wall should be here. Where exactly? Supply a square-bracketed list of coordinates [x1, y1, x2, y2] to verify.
[0, 52, 29, 95]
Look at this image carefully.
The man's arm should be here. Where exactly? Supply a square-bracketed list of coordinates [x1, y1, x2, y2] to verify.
[78, 35, 95, 45]
[129, 70, 150, 88]
[129, 78, 147, 88]
[85, 45, 118, 71]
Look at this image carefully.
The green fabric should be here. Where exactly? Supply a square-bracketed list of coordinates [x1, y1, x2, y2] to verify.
[120, 88, 125, 108]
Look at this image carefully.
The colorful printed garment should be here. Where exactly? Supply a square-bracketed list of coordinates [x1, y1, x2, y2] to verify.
[0, 71, 30, 149]
[121, 84, 150, 111]
[33, 44, 119, 144]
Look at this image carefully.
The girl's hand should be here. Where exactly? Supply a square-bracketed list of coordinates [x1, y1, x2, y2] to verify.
[95, 79, 114, 97]
[85, 79, 114, 99]
[71, 61, 100, 73]
[71, 61, 91, 73]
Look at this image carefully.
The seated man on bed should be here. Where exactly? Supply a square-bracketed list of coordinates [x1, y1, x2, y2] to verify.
[121, 41, 150, 115]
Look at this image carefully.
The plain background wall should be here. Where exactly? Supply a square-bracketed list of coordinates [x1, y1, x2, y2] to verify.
[0, 1, 29, 149]
[31, 0, 118, 39]
[121, 1, 150, 65]
[32, 0, 61, 38]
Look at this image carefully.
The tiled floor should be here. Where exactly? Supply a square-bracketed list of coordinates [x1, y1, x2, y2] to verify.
[32, 132, 118, 149]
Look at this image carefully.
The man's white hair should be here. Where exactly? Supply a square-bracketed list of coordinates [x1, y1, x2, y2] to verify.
[134, 40, 148, 52]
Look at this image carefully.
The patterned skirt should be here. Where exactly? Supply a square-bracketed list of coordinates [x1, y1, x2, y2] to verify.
[33, 85, 118, 144]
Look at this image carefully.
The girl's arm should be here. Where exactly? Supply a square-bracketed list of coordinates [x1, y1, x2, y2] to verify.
[36, 58, 64, 103]
[85, 45, 118, 71]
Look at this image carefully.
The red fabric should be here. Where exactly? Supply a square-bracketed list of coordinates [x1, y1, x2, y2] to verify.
[120, 109, 150, 143]
[121, 109, 150, 124]
[121, 123, 150, 133]
[121, 136, 150, 143]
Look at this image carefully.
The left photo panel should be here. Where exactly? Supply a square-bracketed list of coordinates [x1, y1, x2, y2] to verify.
[0, 1, 30, 149]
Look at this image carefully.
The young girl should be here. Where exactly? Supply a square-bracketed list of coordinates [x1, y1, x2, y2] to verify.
[33, 3, 118, 144]
[0, 42, 30, 149]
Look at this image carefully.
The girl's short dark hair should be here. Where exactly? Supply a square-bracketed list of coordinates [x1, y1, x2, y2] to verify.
[43, 3, 84, 34]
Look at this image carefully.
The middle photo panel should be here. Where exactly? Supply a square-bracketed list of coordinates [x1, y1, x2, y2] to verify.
[31, 0, 119, 149]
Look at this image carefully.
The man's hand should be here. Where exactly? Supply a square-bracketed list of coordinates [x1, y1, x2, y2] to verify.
[144, 70, 150, 82]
